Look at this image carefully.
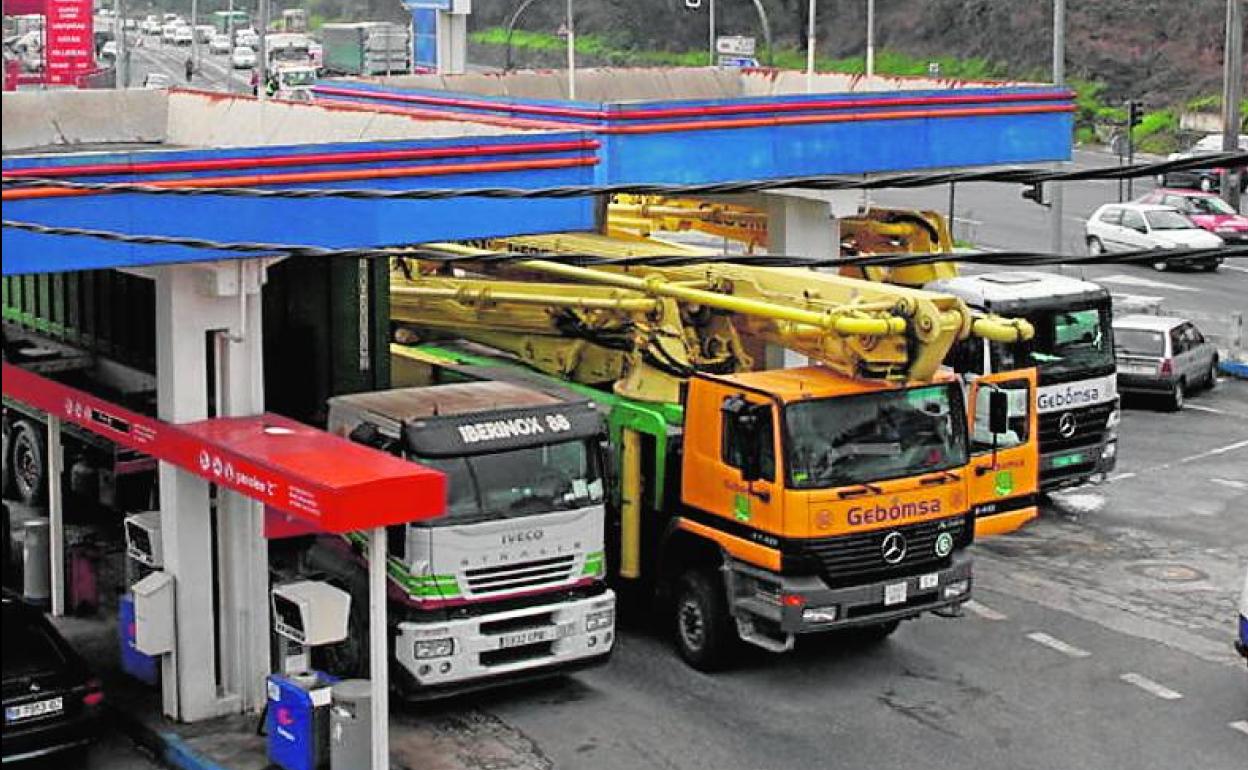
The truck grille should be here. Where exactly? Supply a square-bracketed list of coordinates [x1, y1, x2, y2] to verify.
[788, 518, 967, 588]
[464, 555, 576, 596]
[1040, 401, 1115, 453]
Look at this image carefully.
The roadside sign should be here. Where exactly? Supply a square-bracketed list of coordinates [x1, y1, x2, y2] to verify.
[718, 56, 759, 68]
[716, 35, 755, 56]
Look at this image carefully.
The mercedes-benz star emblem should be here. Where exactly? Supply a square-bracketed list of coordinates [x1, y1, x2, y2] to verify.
[881, 531, 908, 564]
[1058, 412, 1077, 439]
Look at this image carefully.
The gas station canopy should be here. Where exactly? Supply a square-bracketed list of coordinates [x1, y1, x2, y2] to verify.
[2, 362, 445, 532]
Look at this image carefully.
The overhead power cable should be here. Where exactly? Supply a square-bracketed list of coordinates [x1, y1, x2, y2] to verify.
[4, 218, 1245, 269]
[1, 152, 1243, 201]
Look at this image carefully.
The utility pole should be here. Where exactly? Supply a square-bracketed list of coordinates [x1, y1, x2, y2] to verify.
[114, 0, 127, 88]
[1222, 0, 1244, 209]
[565, 0, 575, 99]
[805, 0, 817, 93]
[708, 0, 716, 67]
[190, 0, 199, 74]
[865, 0, 875, 78]
[1049, 0, 1066, 256]
[258, 0, 269, 101]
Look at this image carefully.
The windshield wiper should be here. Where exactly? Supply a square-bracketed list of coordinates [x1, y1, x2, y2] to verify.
[837, 482, 884, 499]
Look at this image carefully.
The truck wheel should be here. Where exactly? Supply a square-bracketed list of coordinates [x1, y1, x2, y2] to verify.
[2, 424, 14, 500]
[10, 421, 46, 507]
[673, 568, 736, 671]
[1168, 380, 1185, 412]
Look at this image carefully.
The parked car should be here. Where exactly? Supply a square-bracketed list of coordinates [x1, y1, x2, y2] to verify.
[1237, 568, 1248, 666]
[1160, 133, 1248, 193]
[1135, 188, 1248, 246]
[142, 72, 172, 89]
[1, 592, 105, 764]
[1113, 314, 1219, 410]
[1085, 203, 1224, 271]
[209, 34, 232, 55]
[235, 28, 259, 49]
[231, 46, 257, 69]
[98, 40, 117, 64]
[173, 25, 193, 46]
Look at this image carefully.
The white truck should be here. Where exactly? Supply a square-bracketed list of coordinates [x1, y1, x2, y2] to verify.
[929, 272, 1119, 491]
[289, 371, 616, 698]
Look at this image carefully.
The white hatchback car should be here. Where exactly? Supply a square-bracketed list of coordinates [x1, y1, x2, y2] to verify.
[1085, 202, 1224, 271]
[231, 46, 257, 69]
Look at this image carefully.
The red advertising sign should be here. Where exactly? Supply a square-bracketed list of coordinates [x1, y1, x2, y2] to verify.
[44, 0, 94, 85]
[2, 363, 445, 532]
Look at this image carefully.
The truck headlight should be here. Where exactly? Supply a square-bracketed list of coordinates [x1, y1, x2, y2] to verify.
[1106, 408, 1120, 429]
[801, 606, 838, 624]
[414, 638, 455, 659]
[1101, 441, 1117, 460]
[585, 609, 615, 632]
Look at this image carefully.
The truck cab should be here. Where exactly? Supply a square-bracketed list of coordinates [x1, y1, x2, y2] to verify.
[930, 272, 1119, 492]
[319, 380, 615, 697]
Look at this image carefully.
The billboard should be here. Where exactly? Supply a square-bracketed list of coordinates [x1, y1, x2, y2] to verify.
[42, 0, 96, 85]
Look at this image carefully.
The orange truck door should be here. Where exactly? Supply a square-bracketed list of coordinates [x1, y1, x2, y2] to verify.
[966, 369, 1040, 537]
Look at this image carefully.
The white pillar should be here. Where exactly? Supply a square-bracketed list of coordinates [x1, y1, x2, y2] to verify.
[435, 9, 467, 75]
[48, 415, 64, 617]
[154, 260, 271, 722]
[368, 527, 389, 770]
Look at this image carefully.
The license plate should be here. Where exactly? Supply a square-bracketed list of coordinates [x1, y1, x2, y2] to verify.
[497, 624, 573, 650]
[1119, 365, 1153, 375]
[884, 582, 908, 606]
[5, 697, 63, 723]
[1052, 453, 1084, 469]
[919, 573, 939, 591]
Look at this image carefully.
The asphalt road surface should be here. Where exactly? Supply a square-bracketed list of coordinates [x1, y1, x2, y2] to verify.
[122, 32, 252, 93]
[379, 375, 1248, 770]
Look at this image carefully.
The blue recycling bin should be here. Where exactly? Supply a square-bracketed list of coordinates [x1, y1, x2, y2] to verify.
[266, 672, 337, 770]
[118, 593, 159, 686]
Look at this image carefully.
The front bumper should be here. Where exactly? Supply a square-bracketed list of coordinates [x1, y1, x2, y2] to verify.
[1040, 437, 1117, 491]
[729, 551, 973, 636]
[1, 709, 98, 764]
[393, 591, 615, 697]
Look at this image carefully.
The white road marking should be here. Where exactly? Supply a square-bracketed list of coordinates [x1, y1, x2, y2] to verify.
[1106, 472, 1137, 483]
[1026, 632, 1091, 658]
[1120, 672, 1183, 700]
[1182, 439, 1248, 462]
[1222, 264, 1248, 274]
[1210, 477, 1248, 491]
[965, 600, 1007, 621]
[1093, 274, 1199, 292]
[1230, 721, 1248, 737]
[1184, 404, 1224, 414]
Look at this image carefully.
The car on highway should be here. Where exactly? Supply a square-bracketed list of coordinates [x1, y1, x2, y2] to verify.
[173, 25, 193, 46]
[160, 23, 180, 44]
[98, 40, 117, 64]
[195, 24, 215, 44]
[1237, 568, 1248, 666]
[1135, 188, 1248, 246]
[1112, 314, 1218, 410]
[1085, 202, 1223, 271]
[142, 72, 172, 89]
[231, 46, 257, 69]
[209, 34, 232, 55]
[1, 591, 106, 764]
[1160, 133, 1248, 193]
[140, 16, 160, 35]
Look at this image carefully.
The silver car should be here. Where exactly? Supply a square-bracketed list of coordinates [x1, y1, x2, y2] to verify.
[1085, 203, 1224, 271]
[1113, 314, 1219, 410]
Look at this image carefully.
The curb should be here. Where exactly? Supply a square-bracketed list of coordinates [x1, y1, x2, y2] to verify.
[112, 705, 232, 770]
[1219, 359, 1248, 380]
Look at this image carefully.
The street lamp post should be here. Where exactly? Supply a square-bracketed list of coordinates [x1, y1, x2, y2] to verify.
[1050, 0, 1066, 257]
[1222, 0, 1243, 209]
[865, 0, 875, 78]
[708, 0, 716, 67]
[565, 0, 575, 99]
[805, 0, 816, 92]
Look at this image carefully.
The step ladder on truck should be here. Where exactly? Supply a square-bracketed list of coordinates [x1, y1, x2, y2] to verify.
[386, 236, 1039, 670]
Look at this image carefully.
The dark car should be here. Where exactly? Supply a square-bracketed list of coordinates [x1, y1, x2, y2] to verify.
[1160, 135, 1248, 193]
[2, 592, 104, 763]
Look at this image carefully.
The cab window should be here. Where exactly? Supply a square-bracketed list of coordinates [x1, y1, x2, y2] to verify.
[722, 398, 776, 482]
[971, 381, 1030, 451]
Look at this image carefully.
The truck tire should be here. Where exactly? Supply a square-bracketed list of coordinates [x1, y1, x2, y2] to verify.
[673, 567, 737, 672]
[10, 420, 46, 507]
[2, 424, 15, 500]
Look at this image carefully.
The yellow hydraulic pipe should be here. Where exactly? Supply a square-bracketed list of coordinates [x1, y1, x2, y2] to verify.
[391, 285, 659, 312]
[619, 428, 642, 579]
[520, 259, 907, 338]
[971, 316, 1036, 343]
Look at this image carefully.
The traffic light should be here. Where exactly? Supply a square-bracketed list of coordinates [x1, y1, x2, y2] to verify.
[1126, 100, 1144, 129]
[1021, 182, 1048, 207]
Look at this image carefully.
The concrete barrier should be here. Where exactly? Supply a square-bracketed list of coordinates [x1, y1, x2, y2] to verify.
[2, 90, 167, 152]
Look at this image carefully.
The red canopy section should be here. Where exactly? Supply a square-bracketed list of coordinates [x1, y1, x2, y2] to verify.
[2, 363, 445, 532]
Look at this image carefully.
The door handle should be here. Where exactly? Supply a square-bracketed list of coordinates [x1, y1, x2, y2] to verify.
[974, 464, 994, 477]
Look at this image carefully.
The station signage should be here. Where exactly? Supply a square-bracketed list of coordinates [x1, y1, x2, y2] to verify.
[716, 35, 756, 56]
[44, 0, 95, 85]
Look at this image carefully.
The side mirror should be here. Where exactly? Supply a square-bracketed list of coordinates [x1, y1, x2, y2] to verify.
[988, 389, 1009, 436]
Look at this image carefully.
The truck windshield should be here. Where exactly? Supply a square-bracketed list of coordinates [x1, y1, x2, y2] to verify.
[993, 304, 1114, 377]
[414, 439, 604, 525]
[785, 384, 967, 489]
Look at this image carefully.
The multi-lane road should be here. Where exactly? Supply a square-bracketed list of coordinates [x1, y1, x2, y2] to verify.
[121, 32, 252, 94]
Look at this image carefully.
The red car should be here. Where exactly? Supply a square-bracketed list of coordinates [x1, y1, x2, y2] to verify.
[1136, 189, 1248, 246]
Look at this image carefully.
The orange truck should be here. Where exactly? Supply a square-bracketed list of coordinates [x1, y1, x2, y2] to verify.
[390, 238, 1038, 669]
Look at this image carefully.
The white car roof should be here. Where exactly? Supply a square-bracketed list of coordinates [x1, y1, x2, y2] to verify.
[1096, 202, 1178, 213]
[928, 271, 1107, 305]
[1112, 314, 1185, 332]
